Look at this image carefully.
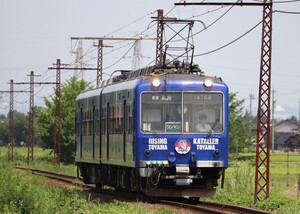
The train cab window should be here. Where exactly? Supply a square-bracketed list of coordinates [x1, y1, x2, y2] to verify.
[141, 92, 224, 134]
[141, 93, 182, 133]
[183, 93, 224, 133]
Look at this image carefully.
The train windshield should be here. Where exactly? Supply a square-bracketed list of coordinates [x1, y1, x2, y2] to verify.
[141, 92, 224, 133]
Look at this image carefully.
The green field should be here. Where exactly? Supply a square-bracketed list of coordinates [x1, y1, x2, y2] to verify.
[0, 147, 300, 213]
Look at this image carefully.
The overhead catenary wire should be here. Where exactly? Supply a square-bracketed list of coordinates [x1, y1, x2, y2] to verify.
[103, 42, 136, 70]
[185, 5, 230, 19]
[168, 0, 238, 45]
[274, 10, 300, 14]
[252, 0, 300, 3]
[104, 11, 155, 37]
[67, 9, 165, 74]
[194, 19, 263, 57]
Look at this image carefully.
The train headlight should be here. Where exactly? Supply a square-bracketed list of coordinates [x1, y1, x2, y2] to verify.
[152, 78, 161, 87]
[204, 78, 213, 88]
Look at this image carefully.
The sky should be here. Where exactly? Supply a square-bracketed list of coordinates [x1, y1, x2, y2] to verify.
[0, 0, 300, 119]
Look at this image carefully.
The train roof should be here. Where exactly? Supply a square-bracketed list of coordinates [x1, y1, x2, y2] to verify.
[77, 61, 225, 101]
[76, 87, 102, 101]
[97, 61, 223, 88]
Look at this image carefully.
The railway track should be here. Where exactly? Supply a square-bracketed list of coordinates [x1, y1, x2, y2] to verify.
[15, 166, 270, 214]
[160, 200, 270, 214]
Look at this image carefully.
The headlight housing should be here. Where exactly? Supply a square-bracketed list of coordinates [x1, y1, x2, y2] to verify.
[204, 78, 213, 88]
[152, 78, 161, 87]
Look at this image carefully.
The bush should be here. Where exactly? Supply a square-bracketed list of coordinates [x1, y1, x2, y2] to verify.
[256, 193, 300, 213]
[0, 162, 175, 214]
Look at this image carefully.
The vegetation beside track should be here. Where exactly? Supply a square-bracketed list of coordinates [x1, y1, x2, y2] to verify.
[0, 147, 299, 213]
[0, 160, 175, 214]
[206, 152, 300, 213]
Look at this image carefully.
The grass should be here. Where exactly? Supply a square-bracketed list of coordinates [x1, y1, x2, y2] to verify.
[1, 147, 300, 213]
[0, 147, 175, 213]
[211, 152, 300, 213]
[0, 147, 77, 176]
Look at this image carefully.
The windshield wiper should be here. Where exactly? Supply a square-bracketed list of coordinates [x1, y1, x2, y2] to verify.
[205, 118, 219, 139]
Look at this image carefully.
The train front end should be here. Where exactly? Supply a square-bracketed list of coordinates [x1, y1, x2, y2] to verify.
[135, 73, 229, 198]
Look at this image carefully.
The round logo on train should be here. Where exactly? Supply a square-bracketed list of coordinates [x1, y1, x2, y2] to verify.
[175, 139, 191, 154]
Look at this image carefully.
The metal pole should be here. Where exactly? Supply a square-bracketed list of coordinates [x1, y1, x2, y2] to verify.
[155, 9, 164, 66]
[97, 40, 103, 87]
[54, 59, 61, 166]
[28, 71, 34, 161]
[8, 79, 14, 161]
[254, 0, 273, 203]
[175, 1, 273, 202]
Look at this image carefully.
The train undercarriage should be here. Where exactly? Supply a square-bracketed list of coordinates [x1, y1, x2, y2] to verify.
[77, 162, 224, 198]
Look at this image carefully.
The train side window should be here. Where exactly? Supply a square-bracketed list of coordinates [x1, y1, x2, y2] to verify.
[96, 109, 100, 135]
[76, 111, 80, 136]
[128, 105, 133, 134]
[92, 107, 96, 135]
[109, 106, 115, 134]
[88, 109, 92, 136]
[101, 107, 106, 134]
[118, 105, 124, 134]
[83, 111, 87, 136]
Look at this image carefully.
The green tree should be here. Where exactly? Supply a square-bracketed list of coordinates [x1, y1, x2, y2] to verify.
[13, 111, 28, 146]
[229, 92, 254, 153]
[0, 119, 8, 146]
[0, 111, 28, 147]
[35, 76, 92, 163]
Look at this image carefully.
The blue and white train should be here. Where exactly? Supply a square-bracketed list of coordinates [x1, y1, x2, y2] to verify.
[75, 62, 229, 198]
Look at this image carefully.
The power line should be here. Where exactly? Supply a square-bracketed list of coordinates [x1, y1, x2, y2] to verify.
[274, 10, 300, 14]
[104, 11, 155, 37]
[0, 80, 30, 161]
[253, 0, 300, 3]
[168, 0, 237, 45]
[194, 20, 262, 56]
[185, 5, 230, 19]
[103, 42, 136, 70]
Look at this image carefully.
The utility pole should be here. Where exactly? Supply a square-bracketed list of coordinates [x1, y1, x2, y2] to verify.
[8, 80, 14, 161]
[0, 80, 30, 161]
[71, 36, 154, 86]
[175, 0, 273, 203]
[93, 40, 113, 87]
[97, 40, 103, 86]
[15, 72, 56, 161]
[28, 71, 35, 161]
[54, 59, 61, 166]
[254, 0, 273, 202]
[49, 58, 96, 166]
[48, 59, 64, 166]
[155, 9, 164, 66]
[132, 35, 143, 70]
[74, 39, 85, 80]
